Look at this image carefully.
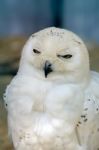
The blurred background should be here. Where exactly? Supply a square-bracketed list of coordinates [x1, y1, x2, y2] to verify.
[0, 0, 99, 149]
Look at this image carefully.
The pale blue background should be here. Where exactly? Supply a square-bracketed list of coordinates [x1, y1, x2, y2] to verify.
[0, 0, 99, 42]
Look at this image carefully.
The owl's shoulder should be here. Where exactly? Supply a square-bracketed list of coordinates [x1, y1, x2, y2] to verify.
[88, 71, 99, 98]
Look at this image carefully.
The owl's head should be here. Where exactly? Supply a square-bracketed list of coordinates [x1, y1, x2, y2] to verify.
[19, 27, 90, 83]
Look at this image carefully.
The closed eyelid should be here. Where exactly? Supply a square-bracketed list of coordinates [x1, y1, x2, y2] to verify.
[33, 49, 41, 54]
[57, 54, 72, 58]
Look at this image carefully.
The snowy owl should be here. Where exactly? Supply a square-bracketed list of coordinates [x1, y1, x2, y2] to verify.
[4, 27, 99, 150]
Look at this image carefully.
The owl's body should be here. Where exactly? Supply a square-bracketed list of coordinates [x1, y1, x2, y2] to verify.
[4, 27, 99, 150]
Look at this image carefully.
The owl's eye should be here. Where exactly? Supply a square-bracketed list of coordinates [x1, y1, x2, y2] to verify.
[33, 49, 41, 54]
[57, 54, 72, 59]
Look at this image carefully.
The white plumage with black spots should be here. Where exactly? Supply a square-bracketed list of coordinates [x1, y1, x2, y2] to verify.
[77, 71, 99, 150]
[4, 27, 99, 150]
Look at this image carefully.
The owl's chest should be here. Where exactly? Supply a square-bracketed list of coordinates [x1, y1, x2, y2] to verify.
[26, 79, 53, 112]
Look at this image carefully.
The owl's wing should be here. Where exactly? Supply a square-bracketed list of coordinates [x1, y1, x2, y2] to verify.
[3, 84, 10, 110]
[77, 71, 99, 150]
[3, 83, 12, 144]
[91, 71, 99, 98]
[3, 76, 35, 148]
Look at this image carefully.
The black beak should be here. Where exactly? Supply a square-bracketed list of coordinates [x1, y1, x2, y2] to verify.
[44, 61, 53, 78]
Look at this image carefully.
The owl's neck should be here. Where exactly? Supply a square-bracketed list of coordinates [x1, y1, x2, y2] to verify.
[18, 60, 90, 88]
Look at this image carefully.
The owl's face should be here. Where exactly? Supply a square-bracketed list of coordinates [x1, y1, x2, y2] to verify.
[20, 27, 89, 82]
